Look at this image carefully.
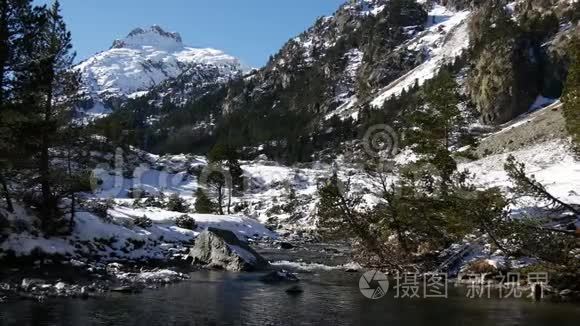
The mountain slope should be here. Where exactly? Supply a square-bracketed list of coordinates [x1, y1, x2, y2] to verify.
[330, 4, 471, 119]
[92, 0, 578, 162]
[141, 0, 432, 156]
[75, 25, 245, 119]
[370, 5, 470, 107]
[220, 0, 428, 116]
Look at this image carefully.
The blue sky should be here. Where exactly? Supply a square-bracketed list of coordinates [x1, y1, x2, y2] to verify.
[36, 0, 345, 67]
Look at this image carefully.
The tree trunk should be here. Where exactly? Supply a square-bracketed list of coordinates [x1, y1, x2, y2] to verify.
[445, 125, 449, 150]
[40, 77, 54, 224]
[337, 193, 402, 272]
[69, 193, 75, 231]
[227, 187, 232, 215]
[0, 170, 14, 213]
[0, 0, 8, 105]
[217, 184, 224, 215]
[67, 147, 75, 232]
[40, 125, 52, 220]
[378, 174, 410, 253]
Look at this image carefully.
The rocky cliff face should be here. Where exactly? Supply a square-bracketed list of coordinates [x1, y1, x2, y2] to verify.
[467, 0, 578, 124]
[75, 25, 245, 119]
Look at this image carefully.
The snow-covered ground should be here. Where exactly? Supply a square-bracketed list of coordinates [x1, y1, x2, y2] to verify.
[3, 123, 576, 264]
[1, 139, 577, 282]
[0, 202, 274, 260]
[0, 153, 277, 261]
[462, 139, 580, 208]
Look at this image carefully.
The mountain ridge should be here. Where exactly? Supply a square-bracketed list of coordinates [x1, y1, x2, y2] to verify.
[90, 0, 579, 161]
[75, 25, 245, 120]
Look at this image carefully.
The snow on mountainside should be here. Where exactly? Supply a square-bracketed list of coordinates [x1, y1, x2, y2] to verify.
[370, 5, 470, 107]
[219, 0, 430, 122]
[327, 4, 471, 120]
[76, 25, 245, 118]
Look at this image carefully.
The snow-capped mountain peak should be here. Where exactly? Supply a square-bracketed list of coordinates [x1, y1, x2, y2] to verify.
[76, 25, 244, 119]
[111, 25, 183, 50]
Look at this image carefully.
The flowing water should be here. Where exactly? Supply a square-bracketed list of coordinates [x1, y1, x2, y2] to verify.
[1, 244, 579, 325]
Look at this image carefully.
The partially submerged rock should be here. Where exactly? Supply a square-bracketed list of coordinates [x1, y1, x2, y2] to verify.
[278, 242, 294, 250]
[189, 228, 269, 271]
[110, 285, 142, 294]
[285, 285, 303, 295]
[260, 270, 299, 283]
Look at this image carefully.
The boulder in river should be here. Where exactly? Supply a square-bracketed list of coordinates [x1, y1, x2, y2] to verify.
[110, 285, 142, 294]
[285, 285, 303, 295]
[189, 228, 269, 272]
[278, 242, 295, 250]
[260, 270, 299, 283]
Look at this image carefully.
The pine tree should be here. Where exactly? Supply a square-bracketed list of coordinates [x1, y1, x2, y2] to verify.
[502, 155, 579, 266]
[0, 0, 37, 103]
[563, 37, 580, 155]
[504, 155, 580, 216]
[403, 69, 463, 156]
[17, 0, 80, 233]
[206, 143, 244, 214]
[166, 193, 189, 213]
[194, 188, 215, 214]
[423, 69, 462, 150]
[0, 0, 38, 213]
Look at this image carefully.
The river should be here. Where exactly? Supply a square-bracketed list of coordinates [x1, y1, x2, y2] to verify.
[1, 270, 580, 325]
[1, 243, 579, 325]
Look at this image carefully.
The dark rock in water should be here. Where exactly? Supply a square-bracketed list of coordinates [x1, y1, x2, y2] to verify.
[189, 228, 269, 272]
[278, 242, 294, 250]
[345, 268, 359, 273]
[285, 285, 303, 295]
[323, 248, 339, 254]
[111, 285, 141, 294]
[260, 270, 299, 283]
